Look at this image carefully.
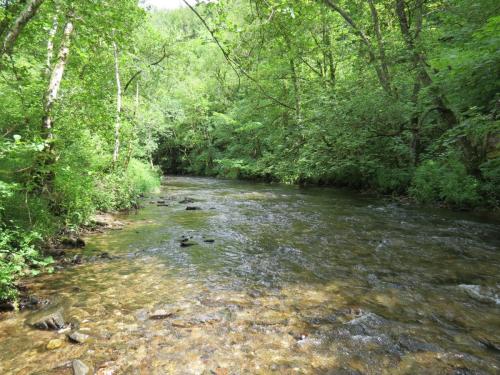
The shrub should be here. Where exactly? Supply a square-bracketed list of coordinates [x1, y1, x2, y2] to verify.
[93, 159, 160, 212]
[0, 226, 53, 302]
[374, 168, 412, 194]
[480, 158, 500, 207]
[410, 158, 481, 207]
[126, 159, 161, 196]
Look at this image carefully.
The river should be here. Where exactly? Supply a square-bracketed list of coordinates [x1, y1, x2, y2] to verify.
[1, 176, 499, 374]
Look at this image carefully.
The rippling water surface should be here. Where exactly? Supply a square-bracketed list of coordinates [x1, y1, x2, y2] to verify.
[1, 176, 499, 374]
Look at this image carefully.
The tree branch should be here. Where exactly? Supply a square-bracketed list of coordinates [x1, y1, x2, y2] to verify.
[124, 43, 170, 92]
[182, 0, 295, 110]
[1, 0, 45, 56]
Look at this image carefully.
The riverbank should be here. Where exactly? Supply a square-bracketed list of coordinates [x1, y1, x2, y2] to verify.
[0, 160, 161, 304]
[0, 212, 130, 312]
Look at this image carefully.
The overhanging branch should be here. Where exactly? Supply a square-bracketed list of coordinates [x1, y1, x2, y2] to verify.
[182, 0, 295, 110]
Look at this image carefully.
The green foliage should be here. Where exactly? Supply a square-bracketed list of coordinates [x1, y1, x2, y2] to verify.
[0, 226, 53, 302]
[92, 160, 160, 212]
[374, 168, 413, 195]
[127, 159, 161, 197]
[480, 158, 500, 206]
[0, 0, 157, 302]
[410, 158, 481, 207]
[143, 0, 498, 210]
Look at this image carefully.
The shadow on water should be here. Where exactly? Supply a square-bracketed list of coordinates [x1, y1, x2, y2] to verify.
[0, 176, 499, 374]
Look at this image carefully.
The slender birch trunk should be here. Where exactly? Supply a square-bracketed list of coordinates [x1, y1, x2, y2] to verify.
[112, 40, 122, 166]
[1, 0, 45, 56]
[42, 15, 74, 143]
[45, 15, 58, 77]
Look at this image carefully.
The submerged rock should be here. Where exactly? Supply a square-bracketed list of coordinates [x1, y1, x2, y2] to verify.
[0, 301, 15, 312]
[397, 334, 439, 353]
[68, 331, 89, 344]
[157, 199, 169, 207]
[171, 319, 193, 328]
[149, 309, 175, 320]
[459, 284, 500, 304]
[171, 313, 222, 328]
[477, 335, 500, 352]
[28, 308, 65, 330]
[45, 248, 66, 258]
[46, 338, 64, 350]
[186, 206, 202, 211]
[329, 367, 364, 375]
[179, 197, 195, 204]
[255, 310, 288, 326]
[203, 238, 215, 243]
[61, 237, 86, 248]
[91, 213, 124, 229]
[135, 308, 149, 321]
[99, 252, 113, 260]
[180, 239, 197, 247]
[72, 359, 90, 375]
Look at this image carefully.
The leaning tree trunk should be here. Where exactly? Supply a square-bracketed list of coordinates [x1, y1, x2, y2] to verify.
[367, 0, 392, 95]
[322, 0, 393, 96]
[1, 0, 45, 56]
[395, 0, 457, 128]
[112, 40, 122, 166]
[42, 15, 74, 143]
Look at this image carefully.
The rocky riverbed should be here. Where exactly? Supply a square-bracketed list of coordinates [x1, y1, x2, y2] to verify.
[0, 176, 499, 374]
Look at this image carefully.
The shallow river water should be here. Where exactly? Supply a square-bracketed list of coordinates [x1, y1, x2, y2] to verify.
[1, 176, 500, 374]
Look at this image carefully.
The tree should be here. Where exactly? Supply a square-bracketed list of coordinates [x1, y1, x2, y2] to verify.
[41, 11, 74, 144]
[1, 0, 45, 57]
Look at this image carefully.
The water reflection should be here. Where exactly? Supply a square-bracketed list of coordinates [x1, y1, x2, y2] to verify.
[0, 176, 499, 374]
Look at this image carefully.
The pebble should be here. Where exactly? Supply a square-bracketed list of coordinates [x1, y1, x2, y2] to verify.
[68, 331, 89, 344]
[72, 359, 90, 375]
[46, 338, 64, 350]
[149, 309, 175, 320]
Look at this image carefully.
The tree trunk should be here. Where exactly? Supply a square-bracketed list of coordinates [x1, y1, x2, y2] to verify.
[395, 0, 457, 128]
[0, 0, 27, 40]
[125, 81, 140, 170]
[1, 0, 45, 56]
[322, 0, 393, 96]
[289, 58, 301, 123]
[322, 20, 336, 87]
[367, 0, 392, 94]
[42, 15, 74, 143]
[112, 40, 122, 166]
[45, 15, 58, 77]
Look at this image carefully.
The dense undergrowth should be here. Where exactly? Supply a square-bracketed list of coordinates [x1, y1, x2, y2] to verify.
[0, 137, 159, 302]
